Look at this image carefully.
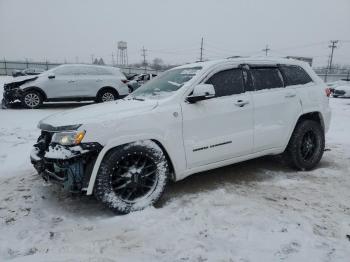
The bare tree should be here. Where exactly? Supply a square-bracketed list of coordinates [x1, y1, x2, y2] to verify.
[152, 58, 164, 71]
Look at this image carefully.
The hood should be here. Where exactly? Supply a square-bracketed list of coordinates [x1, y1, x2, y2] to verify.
[39, 98, 158, 129]
[4, 75, 38, 90]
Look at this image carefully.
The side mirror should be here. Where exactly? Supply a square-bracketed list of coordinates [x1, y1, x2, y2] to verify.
[186, 84, 215, 103]
[48, 73, 55, 79]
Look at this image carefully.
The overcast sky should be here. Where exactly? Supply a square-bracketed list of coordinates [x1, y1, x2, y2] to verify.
[0, 0, 349, 67]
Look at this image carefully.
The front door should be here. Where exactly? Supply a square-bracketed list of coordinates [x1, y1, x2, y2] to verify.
[44, 66, 77, 99]
[181, 67, 254, 169]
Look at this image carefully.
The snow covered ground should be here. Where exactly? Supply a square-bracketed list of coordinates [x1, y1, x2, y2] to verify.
[0, 76, 350, 261]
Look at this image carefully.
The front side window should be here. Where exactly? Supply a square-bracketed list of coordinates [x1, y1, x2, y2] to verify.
[132, 67, 202, 99]
[279, 65, 313, 86]
[54, 66, 78, 75]
[205, 68, 244, 97]
[250, 67, 284, 90]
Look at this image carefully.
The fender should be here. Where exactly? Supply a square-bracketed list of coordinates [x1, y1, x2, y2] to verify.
[85, 134, 180, 195]
[283, 108, 325, 152]
[96, 86, 119, 96]
[22, 86, 47, 100]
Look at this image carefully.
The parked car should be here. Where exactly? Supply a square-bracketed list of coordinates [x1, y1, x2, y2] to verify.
[30, 57, 331, 214]
[123, 72, 138, 80]
[2, 64, 129, 109]
[12, 68, 46, 77]
[332, 84, 350, 98]
[128, 73, 157, 92]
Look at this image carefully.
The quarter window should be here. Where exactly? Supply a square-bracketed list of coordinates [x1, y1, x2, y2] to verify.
[250, 67, 284, 90]
[205, 69, 244, 97]
[279, 65, 313, 86]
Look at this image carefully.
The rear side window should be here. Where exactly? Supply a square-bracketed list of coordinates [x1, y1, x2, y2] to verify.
[250, 67, 284, 90]
[279, 65, 312, 86]
[205, 68, 244, 97]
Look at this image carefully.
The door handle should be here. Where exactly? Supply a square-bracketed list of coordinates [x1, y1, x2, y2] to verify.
[285, 93, 296, 98]
[234, 100, 249, 107]
[68, 80, 75, 83]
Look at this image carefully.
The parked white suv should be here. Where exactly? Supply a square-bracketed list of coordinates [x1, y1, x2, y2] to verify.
[30, 57, 331, 214]
[3, 64, 129, 108]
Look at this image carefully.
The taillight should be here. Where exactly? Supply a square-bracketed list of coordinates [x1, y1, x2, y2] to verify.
[325, 87, 331, 97]
[122, 79, 129, 84]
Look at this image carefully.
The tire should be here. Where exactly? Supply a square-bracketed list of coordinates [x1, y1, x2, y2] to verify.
[96, 89, 118, 103]
[284, 120, 325, 170]
[22, 90, 43, 109]
[94, 140, 170, 214]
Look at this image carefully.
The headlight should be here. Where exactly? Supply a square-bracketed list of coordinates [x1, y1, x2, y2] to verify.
[52, 130, 86, 146]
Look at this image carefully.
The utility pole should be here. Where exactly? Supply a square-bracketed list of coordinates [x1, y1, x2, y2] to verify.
[90, 54, 94, 64]
[199, 37, 204, 62]
[111, 53, 115, 66]
[141, 46, 147, 73]
[325, 40, 338, 82]
[262, 44, 270, 56]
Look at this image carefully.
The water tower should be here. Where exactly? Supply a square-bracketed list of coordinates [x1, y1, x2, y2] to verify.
[117, 41, 128, 66]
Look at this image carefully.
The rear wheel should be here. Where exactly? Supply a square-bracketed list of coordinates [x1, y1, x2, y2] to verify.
[96, 89, 118, 103]
[284, 120, 325, 170]
[94, 141, 170, 214]
[22, 91, 43, 109]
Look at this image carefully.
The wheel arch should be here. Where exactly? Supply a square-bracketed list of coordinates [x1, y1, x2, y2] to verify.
[22, 86, 47, 101]
[296, 111, 325, 131]
[284, 111, 325, 152]
[85, 138, 177, 195]
[96, 86, 119, 98]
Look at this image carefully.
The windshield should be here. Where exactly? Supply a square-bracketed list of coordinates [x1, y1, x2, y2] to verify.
[132, 67, 202, 99]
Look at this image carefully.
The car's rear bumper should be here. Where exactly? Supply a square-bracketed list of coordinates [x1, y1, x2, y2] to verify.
[30, 143, 102, 192]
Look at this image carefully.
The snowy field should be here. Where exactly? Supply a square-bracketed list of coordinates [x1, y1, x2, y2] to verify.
[0, 76, 350, 261]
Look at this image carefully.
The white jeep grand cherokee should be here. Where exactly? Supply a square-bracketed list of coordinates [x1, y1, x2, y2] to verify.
[31, 57, 331, 214]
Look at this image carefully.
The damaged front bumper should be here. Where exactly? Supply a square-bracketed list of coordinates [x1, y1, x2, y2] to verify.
[2, 88, 23, 107]
[30, 139, 102, 193]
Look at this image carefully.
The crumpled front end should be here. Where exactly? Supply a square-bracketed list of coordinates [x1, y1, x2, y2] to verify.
[2, 76, 38, 107]
[30, 130, 102, 192]
[2, 86, 23, 107]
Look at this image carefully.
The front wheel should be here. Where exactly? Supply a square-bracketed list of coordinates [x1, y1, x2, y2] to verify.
[94, 140, 170, 214]
[22, 91, 43, 109]
[284, 120, 325, 170]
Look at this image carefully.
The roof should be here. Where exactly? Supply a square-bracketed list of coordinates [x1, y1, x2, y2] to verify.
[175, 56, 309, 70]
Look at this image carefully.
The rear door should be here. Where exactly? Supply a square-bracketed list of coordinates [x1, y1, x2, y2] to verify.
[181, 66, 254, 168]
[249, 65, 302, 152]
[73, 66, 102, 97]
